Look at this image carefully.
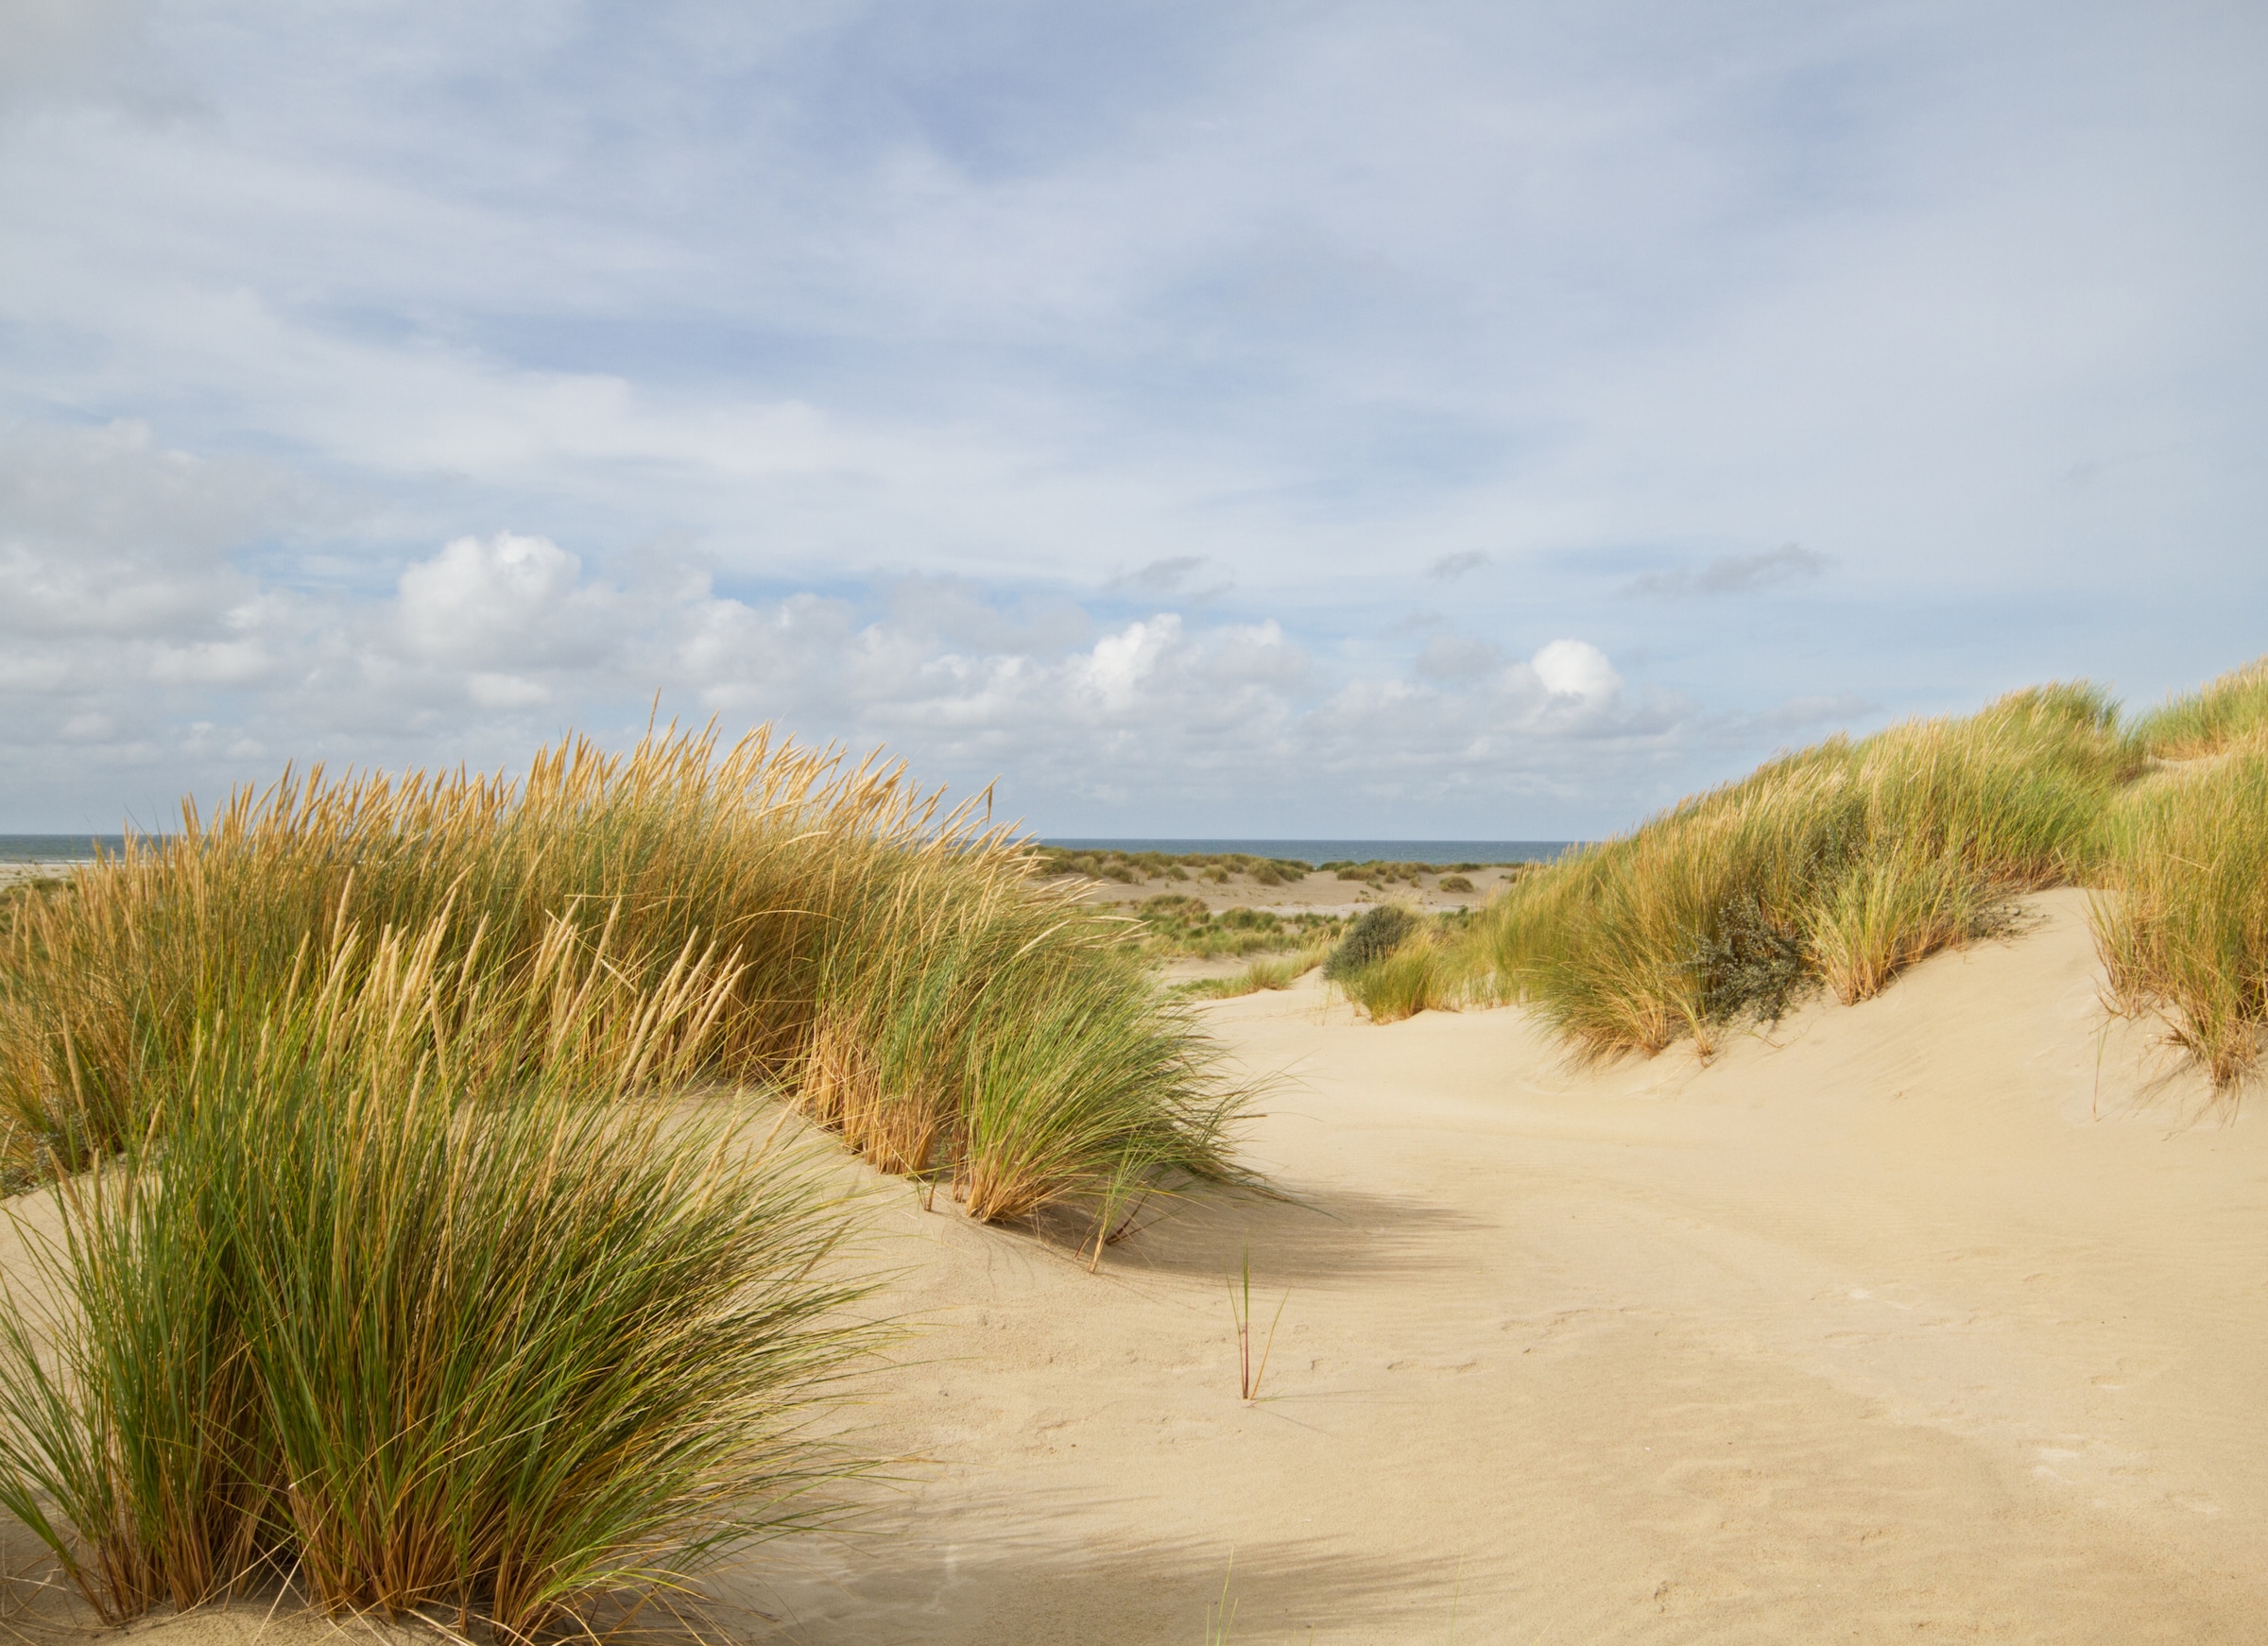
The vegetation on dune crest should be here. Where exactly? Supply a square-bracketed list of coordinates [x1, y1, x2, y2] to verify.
[2093, 659, 2268, 1084]
[1451, 660, 2268, 1086]
[0, 725, 1251, 1217]
[2131, 657, 2268, 760]
[1473, 682, 2135, 1059]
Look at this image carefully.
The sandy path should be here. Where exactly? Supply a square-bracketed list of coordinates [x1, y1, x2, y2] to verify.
[735, 891, 2268, 1643]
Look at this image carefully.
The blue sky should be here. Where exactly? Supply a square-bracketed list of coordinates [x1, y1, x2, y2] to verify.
[3, 0, 2263, 836]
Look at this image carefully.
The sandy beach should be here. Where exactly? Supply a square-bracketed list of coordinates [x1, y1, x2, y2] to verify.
[6, 888, 2262, 1644]
[1055, 864, 1531, 918]
[726, 889, 2267, 1642]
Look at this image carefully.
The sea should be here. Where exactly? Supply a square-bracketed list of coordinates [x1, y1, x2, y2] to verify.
[1040, 838, 1579, 866]
[0, 834, 137, 862]
[0, 833, 1582, 868]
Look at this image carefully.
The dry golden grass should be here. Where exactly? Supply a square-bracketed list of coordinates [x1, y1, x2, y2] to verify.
[2093, 730, 2268, 1086]
[1471, 683, 2137, 1060]
[2132, 657, 2268, 760]
[0, 724, 1249, 1218]
[1468, 660, 2268, 1087]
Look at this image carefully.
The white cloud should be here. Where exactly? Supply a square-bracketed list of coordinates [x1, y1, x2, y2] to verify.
[467, 671, 552, 710]
[147, 639, 270, 685]
[1528, 639, 1622, 705]
[0, 420, 1707, 830]
[1080, 615, 1178, 711]
[396, 532, 612, 669]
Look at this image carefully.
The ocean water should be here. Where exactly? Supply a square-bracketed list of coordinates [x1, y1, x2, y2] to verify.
[0, 833, 1582, 868]
[0, 834, 137, 862]
[1040, 838, 1579, 866]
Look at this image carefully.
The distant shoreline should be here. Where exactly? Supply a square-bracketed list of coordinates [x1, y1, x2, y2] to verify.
[1040, 838, 1579, 866]
[0, 834, 141, 864]
[0, 834, 1588, 869]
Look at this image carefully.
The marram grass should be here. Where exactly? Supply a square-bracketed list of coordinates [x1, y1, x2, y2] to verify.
[2093, 732, 2268, 1084]
[0, 725, 1260, 1633]
[1449, 662, 2268, 1087]
[0, 913, 880, 1637]
[2131, 657, 2268, 760]
[0, 725, 1251, 1217]
[1464, 681, 2143, 1060]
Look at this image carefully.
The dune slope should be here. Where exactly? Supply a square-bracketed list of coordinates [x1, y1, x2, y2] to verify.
[732, 890, 2267, 1643]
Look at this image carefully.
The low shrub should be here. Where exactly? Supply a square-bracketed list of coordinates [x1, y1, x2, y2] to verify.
[1324, 905, 1421, 982]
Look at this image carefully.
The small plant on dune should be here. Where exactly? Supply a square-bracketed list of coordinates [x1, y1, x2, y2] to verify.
[1688, 890, 1814, 1026]
[0, 916, 880, 1636]
[1228, 1251, 1286, 1403]
[1339, 935, 1471, 1024]
[1322, 907, 1476, 1023]
[1204, 1554, 1238, 1645]
[1437, 874, 1476, 894]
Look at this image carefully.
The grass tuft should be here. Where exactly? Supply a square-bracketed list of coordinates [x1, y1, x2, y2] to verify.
[0, 915, 880, 1637]
[1469, 681, 2136, 1059]
[2132, 656, 2268, 760]
[0, 725, 1252, 1218]
[2092, 733, 2268, 1085]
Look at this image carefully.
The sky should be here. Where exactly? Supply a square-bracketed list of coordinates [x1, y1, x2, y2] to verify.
[2, 0, 2264, 838]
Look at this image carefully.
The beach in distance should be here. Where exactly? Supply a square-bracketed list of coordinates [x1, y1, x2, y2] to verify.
[1043, 839, 1580, 866]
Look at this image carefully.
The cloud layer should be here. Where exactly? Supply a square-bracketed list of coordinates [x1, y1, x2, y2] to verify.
[0, 422, 1728, 833]
[2, 2, 2265, 832]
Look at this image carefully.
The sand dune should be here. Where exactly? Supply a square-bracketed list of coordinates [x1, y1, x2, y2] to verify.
[9, 890, 2263, 1643]
[732, 890, 2267, 1642]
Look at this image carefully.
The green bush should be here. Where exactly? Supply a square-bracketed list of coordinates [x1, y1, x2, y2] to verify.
[1325, 905, 1421, 981]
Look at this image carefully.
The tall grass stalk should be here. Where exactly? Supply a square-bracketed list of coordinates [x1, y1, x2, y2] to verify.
[0, 725, 1250, 1217]
[1228, 1253, 1285, 1403]
[0, 914, 880, 1635]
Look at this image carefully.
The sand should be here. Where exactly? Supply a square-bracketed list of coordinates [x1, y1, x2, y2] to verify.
[12, 890, 2266, 1643]
[722, 889, 2267, 1642]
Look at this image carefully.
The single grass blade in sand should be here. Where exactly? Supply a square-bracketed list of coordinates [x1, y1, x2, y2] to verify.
[1230, 1250, 1288, 1403]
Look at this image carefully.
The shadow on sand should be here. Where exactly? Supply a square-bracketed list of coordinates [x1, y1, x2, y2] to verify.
[1022, 1178, 1495, 1289]
[710, 1494, 1481, 1646]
